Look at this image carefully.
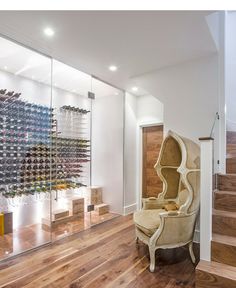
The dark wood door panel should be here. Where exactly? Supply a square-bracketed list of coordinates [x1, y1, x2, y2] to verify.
[142, 125, 163, 198]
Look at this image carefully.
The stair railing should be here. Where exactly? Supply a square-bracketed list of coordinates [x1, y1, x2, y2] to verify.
[210, 112, 220, 138]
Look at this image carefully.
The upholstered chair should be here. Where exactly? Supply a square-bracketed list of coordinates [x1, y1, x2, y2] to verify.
[133, 130, 200, 272]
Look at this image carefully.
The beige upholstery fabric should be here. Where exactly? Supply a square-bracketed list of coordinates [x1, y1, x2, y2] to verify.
[161, 168, 181, 199]
[181, 136, 200, 170]
[177, 188, 189, 206]
[133, 209, 165, 237]
[187, 171, 200, 214]
[160, 136, 182, 167]
[156, 213, 196, 246]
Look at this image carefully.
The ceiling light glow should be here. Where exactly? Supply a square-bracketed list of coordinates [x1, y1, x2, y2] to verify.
[132, 87, 138, 92]
[4, 66, 7, 70]
[44, 27, 55, 37]
[109, 65, 117, 72]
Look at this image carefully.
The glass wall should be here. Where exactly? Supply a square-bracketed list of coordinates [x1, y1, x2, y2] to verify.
[0, 37, 52, 259]
[0, 36, 125, 261]
[49, 59, 92, 240]
[90, 77, 124, 225]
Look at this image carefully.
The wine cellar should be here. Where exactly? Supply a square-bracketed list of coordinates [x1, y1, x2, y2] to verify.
[0, 36, 124, 261]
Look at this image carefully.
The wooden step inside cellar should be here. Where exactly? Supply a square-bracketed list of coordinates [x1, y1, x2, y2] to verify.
[42, 187, 110, 229]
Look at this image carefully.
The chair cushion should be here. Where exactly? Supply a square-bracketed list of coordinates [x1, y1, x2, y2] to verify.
[133, 209, 165, 237]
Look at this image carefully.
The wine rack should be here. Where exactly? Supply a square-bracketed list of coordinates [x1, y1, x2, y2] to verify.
[53, 105, 91, 189]
[0, 90, 91, 199]
[0, 90, 53, 198]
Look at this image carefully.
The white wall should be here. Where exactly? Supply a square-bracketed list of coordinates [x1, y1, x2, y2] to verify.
[137, 94, 163, 126]
[134, 55, 221, 176]
[134, 55, 219, 142]
[124, 93, 137, 214]
[124, 93, 164, 214]
[91, 93, 124, 215]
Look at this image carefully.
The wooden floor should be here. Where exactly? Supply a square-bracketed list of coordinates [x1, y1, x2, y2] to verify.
[0, 212, 118, 260]
[0, 214, 199, 288]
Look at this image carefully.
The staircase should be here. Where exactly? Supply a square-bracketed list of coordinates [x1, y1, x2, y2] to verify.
[196, 131, 236, 288]
[226, 131, 236, 174]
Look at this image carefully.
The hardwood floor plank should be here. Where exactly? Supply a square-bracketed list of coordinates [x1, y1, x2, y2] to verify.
[0, 215, 132, 271]
[0, 215, 198, 288]
[0, 219, 133, 284]
[28, 255, 106, 288]
[70, 236, 144, 288]
[105, 256, 149, 288]
[0, 222, 134, 287]
[32, 230, 135, 288]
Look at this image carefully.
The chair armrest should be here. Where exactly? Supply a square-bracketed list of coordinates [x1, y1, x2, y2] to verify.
[150, 211, 197, 246]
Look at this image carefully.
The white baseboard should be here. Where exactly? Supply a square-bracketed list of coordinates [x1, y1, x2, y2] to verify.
[123, 203, 137, 215]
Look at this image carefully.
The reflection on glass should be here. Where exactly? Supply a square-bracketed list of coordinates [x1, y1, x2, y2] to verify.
[0, 36, 52, 260]
[0, 37, 123, 262]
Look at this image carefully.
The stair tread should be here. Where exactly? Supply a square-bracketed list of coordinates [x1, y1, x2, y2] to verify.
[197, 260, 236, 280]
[226, 156, 236, 159]
[212, 233, 236, 246]
[218, 173, 236, 176]
[213, 209, 236, 218]
[215, 190, 236, 195]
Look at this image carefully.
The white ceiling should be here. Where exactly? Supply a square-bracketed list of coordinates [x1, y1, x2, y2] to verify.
[0, 36, 121, 98]
[0, 11, 216, 95]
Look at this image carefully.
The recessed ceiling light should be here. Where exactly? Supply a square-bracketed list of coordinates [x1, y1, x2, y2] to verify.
[44, 27, 55, 37]
[132, 87, 138, 92]
[109, 65, 117, 72]
[4, 66, 7, 70]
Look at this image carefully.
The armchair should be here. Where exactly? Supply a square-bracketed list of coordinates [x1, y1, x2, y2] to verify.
[133, 130, 200, 272]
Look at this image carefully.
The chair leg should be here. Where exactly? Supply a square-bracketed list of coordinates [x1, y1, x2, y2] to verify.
[149, 246, 156, 272]
[189, 241, 196, 263]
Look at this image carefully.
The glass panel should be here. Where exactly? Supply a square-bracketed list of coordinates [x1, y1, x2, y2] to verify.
[50, 59, 92, 241]
[90, 77, 124, 226]
[0, 37, 52, 260]
[0, 37, 126, 260]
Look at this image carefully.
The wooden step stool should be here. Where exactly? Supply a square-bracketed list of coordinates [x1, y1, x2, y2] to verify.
[95, 203, 109, 215]
[52, 209, 69, 220]
[84, 186, 103, 205]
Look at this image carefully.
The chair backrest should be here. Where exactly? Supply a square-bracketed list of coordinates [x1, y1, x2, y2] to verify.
[154, 130, 200, 215]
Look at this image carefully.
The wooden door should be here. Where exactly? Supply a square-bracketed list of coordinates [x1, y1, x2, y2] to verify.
[142, 125, 163, 198]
